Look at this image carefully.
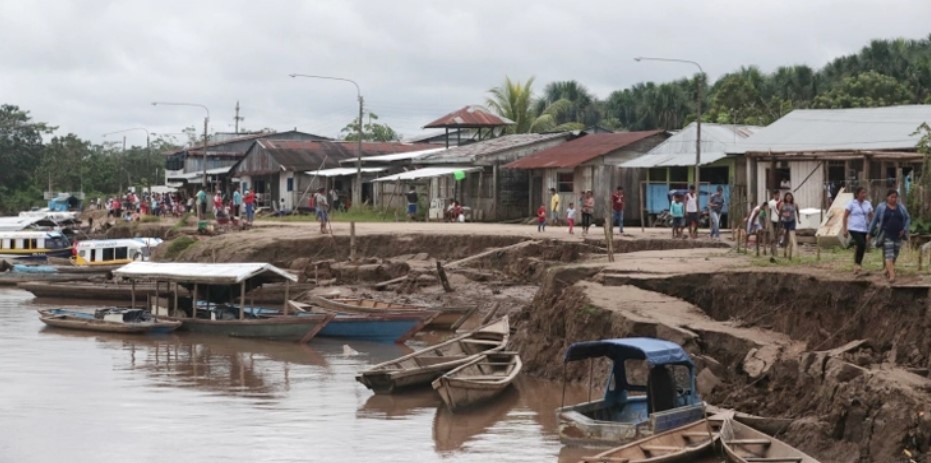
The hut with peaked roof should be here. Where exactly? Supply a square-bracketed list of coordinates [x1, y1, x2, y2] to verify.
[423, 105, 514, 148]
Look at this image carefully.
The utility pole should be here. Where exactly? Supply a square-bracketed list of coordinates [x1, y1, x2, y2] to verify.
[234, 101, 244, 134]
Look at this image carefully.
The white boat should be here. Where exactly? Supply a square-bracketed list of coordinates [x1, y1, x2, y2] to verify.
[432, 351, 522, 411]
[68, 238, 163, 267]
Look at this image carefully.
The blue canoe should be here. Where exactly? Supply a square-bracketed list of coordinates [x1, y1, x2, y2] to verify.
[239, 303, 436, 343]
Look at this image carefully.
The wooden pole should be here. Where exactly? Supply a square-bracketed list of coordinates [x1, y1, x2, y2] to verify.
[283, 281, 290, 314]
[603, 217, 615, 263]
[350, 221, 357, 262]
[173, 282, 179, 317]
[192, 284, 198, 319]
[239, 281, 246, 320]
[131, 280, 136, 309]
[640, 179, 646, 233]
[436, 260, 453, 293]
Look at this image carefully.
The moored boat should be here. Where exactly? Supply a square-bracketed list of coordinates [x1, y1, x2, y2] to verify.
[287, 301, 436, 343]
[431, 351, 522, 411]
[557, 338, 705, 446]
[579, 418, 721, 463]
[38, 307, 181, 334]
[112, 261, 334, 343]
[308, 295, 475, 330]
[721, 417, 819, 463]
[0, 230, 71, 261]
[356, 316, 510, 394]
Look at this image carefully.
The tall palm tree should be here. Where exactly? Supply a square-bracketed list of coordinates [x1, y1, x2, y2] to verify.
[486, 77, 536, 133]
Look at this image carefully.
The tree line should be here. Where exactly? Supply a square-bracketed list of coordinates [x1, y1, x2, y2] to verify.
[2, 35, 930, 214]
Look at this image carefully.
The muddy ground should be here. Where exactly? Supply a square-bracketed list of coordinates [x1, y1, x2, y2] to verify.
[136, 217, 931, 463]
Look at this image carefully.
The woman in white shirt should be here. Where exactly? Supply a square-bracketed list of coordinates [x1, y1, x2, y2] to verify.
[842, 186, 873, 274]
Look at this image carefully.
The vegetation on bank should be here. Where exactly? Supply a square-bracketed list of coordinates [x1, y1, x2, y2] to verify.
[265, 205, 406, 223]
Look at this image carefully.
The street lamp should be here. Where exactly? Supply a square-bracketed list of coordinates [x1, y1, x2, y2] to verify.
[289, 73, 364, 206]
[151, 102, 210, 190]
[634, 56, 705, 190]
[103, 127, 151, 193]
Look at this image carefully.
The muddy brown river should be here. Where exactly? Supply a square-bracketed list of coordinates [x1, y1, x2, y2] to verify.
[0, 287, 729, 462]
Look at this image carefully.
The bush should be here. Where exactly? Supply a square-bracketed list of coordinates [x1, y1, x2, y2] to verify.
[140, 215, 161, 223]
[163, 236, 196, 260]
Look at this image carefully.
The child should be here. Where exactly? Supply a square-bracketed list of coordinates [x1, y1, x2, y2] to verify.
[670, 194, 685, 238]
[566, 202, 576, 235]
[537, 204, 547, 232]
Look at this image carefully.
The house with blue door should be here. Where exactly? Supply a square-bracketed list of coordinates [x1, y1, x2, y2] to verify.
[620, 123, 761, 226]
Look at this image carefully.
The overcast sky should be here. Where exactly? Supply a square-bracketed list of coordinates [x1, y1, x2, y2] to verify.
[2, 0, 929, 147]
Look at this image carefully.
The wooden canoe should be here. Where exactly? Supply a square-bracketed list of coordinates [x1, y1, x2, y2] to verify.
[308, 295, 475, 330]
[579, 418, 721, 463]
[721, 417, 819, 463]
[432, 351, 522, 411]
[356, 316, 510, 394]
[38, 308, 182, 334]
[167, 312, 336, 343]
[286, 301, 436, 343]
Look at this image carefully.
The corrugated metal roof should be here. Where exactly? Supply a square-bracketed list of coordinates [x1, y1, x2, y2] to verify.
[420, 133, 571, 164]
[113, 262, 298, 284]
[503, 131, 663, 169]
[372, 166, 481, 182]
[621, 123, 762, 168]
[423, 105, 515, 128]
[305, 167, 387, 177]
[170, 130, 330, 156]
[740, 105, 931, 154]
[338, 147, 445, 164]
[256, 140, 426, 171]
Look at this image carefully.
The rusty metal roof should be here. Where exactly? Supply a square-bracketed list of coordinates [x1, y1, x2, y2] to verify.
[423, 105, 515, 128]
[503, 131, 664, 169]
[255, 140, 426, 171]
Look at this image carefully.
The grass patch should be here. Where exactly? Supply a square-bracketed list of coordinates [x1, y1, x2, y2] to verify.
[169, 212, 193, 233]
[163, 235, 197, 259]
[265, 205, 405, 223]
[749, 242, 922, 277]
[140, 215, 161, 223]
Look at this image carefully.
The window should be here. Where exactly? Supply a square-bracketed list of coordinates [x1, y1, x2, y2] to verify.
[556, 172, 574, 193]
[26, 239, 37, 249]
[669, 167, 689, 182]
[103, 248, 114, 261]
[114, 247, 128, 260]
[286, 177, 294, 192]
[765, 168, 791, 191]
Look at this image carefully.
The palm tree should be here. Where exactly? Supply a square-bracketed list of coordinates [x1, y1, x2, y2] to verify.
[486, 77, 536, 133]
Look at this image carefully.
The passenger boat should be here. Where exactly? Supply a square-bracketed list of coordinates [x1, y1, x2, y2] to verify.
[38, 307, 181, 334]
[432, 351, 522, 411]
[286, 301, 436, 343]
[68, 238, 163, 267]
[0, 230, 71, 261]
[721, 417, 819, 463]
[308, 295, 475, 330]
[111, 262, 334, 343]
[357, 317, 510, 394]
[557, 338, 705, 446]
[579, 418, 721, 463]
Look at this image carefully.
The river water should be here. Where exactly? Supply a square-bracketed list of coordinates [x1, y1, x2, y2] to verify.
[0, 287, 607, 463]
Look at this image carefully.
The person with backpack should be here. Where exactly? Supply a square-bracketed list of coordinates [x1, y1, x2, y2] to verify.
[868, 189, 910, 283]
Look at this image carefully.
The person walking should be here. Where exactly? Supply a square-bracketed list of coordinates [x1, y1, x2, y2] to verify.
[670, 194, 685, 239]
[842, 186, 873, 274]
[244, 189, 255, 224]
[612, 186, 625, 235]
[536, 204, 547, 232]
[566, 203, 576, 235]
[869, 189, 910, 283]
[581, 190, 594, 236]
[549, 188, 561, 226]
[196, 188, 207, 220]
[708, 186, 725, 239]
[767, 190, 781, 256]
[232, 189, 243, 219]
[685, 185, 699, 239]
[314, 188, 330, 234]
[779, 192, 800, 259]
[406, 186, 418, 221]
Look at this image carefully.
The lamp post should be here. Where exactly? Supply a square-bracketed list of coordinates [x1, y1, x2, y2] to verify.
[289, 73, 364, 206]
[151, 102, 210, 189]
[103, 127, 151, 193]
[634, 57, 705, 190]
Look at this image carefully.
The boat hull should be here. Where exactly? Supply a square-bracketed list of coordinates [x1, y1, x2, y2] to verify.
[558, 400, 706, 447]
[721, 417, 819, 463]
[310, 295, 473, 330]
[172, 313, 334, 343]
[432, 352, 522, 411]
[38, 309, 181, 334]
[318, 314, 432, 343]
[582, 419, 720, 463]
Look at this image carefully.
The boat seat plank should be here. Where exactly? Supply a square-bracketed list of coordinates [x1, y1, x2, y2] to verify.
[452, 375, 504, 380]
[743, 458, 802, 462]
[728, 439, 772, 445]
[461, 339, 501, 345]
[683, 432, 714, 438]
[579, 458, 629, 463]
[415, 355, 467, 367]
[640, 445, 682, 452]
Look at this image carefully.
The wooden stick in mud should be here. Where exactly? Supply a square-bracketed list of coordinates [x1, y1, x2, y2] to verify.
[444, 240, 540, 269]
[603, 218, 615, 262]
[350, 221, 357, 262]
[479, 302, 502, 326]
[436, 260, 453, 293]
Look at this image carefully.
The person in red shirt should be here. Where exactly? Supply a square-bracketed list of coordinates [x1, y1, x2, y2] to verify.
[537, 204, 547, 232]
[244, 189, 256, 224]
[612, 186, 625, 234]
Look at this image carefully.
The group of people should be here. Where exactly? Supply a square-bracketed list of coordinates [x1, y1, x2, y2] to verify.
[103, 192, 186, 221]
[538, 188, 614, 236]
[667, 185, 726, 240]
[194, 187, 256, 224]
[747, 191, 802, 259]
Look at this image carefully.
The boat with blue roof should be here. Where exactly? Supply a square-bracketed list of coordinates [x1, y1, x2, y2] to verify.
[557, 337, 705, 446]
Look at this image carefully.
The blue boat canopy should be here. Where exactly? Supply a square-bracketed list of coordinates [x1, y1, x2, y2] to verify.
[564, 338, 693, 367]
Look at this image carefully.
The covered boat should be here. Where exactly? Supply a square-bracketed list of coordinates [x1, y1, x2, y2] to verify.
[432, 351, 522, 411]
[357, 317, 510, 394]
[38, 308, 181, 334]
[557, 338, 704, 446]
[0, 230, 71, 261]
[111, 262, 333, 343]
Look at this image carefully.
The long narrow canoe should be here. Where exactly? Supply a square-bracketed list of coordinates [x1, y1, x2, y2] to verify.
[168, 312, 336, 343]
[721, 417, 819, 463]
[309, 295, 475, 330]
[579, 418, 721, 463]
[432, 351, 522, 411]
[38, 308, 181, 335]
[255, 301, 437, 344]
[357, 316, 510, 394]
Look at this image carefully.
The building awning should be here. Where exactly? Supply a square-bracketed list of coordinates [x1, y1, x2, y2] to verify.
[338, 147, 445, 164]
[168, 166, 234, 181]
[620, 152, 728, 168]
[113, 262, 298, 284]
[305, 167, 387, 177]
[372, 166, 481, 182]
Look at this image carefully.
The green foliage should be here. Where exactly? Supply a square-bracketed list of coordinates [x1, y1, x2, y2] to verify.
[341, 112, 400, 141]
[170, 212, 193, 233]
[486, 76, 537, 133]
[812, 71, 911, 108]
[163, 236, 196, 260]
[908, 123, 931, 224]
